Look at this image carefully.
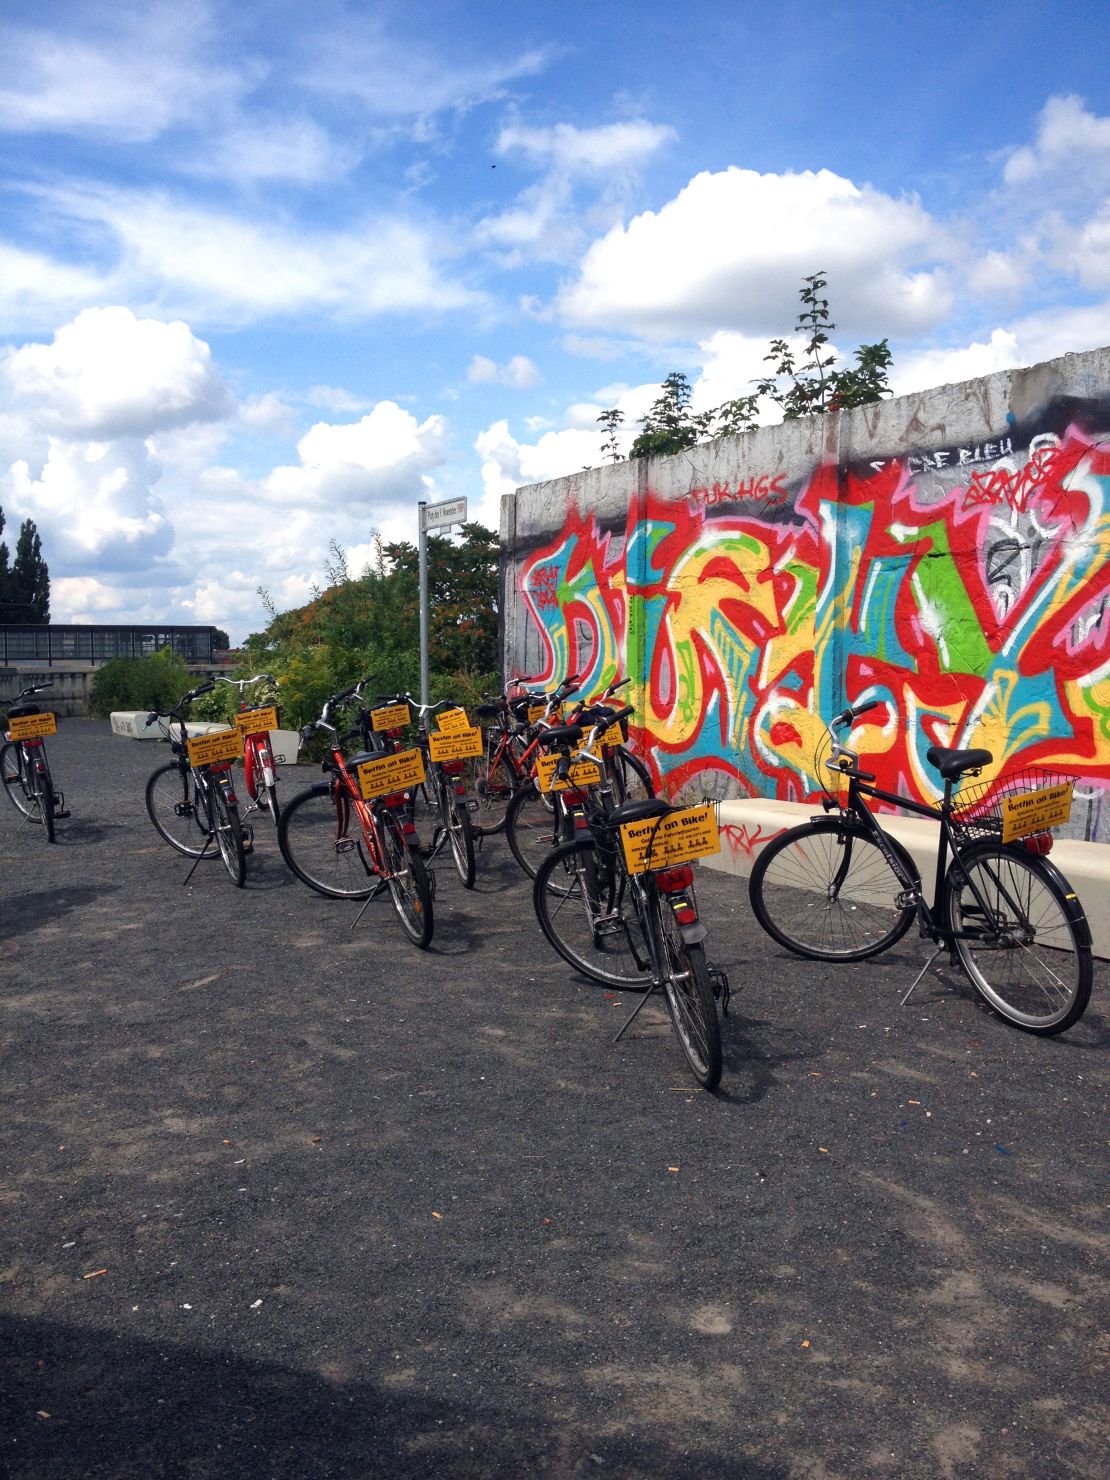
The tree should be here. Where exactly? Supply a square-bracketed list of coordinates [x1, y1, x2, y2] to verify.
[383, 522, 500, 675]
[596, 408, 625, 463]
[3, 517, 50, 623]
[600, 273, 893, 461]
[0, 505, 11, 615]
[211, 628, 231, 650]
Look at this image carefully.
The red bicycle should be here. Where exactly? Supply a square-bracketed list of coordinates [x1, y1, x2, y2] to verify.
[216, 674, 281, 826]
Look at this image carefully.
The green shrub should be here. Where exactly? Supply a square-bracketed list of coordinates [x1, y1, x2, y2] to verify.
[88, 649, 194, 718]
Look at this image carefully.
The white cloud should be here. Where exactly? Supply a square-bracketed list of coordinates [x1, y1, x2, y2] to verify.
[0, 243, 116, 335]
[1, 307, 232, 437]
[1003, 95, 1110, 188]
[23, 183, 479, 328]
[263, 402, 448, 511]
[475, 418, 600, 517]
[467, 353, 541, 389]
[0, 3, 246, 142]
[496, 119, 676, 176]
[557, 166, 952, 340]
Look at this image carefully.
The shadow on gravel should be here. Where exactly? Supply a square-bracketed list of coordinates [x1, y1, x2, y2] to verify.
[2, 885, 119, 941]
[0, 1315, 789, 1480]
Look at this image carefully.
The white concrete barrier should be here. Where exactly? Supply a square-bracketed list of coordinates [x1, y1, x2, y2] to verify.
[110, 712, 300, 762]
[703, 798, 1110, 960]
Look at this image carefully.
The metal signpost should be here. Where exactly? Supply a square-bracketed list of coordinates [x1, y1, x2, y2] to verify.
[417, 497, 468, 705]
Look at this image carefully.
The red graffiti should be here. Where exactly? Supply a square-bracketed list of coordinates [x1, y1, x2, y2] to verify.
[528, 562, 560, 611]
[688, 474, 789, 511]
[961, 443, 1071, 513]
[720, 822, 785, 860]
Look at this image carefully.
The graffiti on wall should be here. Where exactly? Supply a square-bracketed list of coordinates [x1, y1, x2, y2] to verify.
[516, 424, 1110, 838]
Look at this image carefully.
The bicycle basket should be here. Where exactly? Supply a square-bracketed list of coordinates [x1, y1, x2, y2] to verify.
[952, 768, 1076, 845]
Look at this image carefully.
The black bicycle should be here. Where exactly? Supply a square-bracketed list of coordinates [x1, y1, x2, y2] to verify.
[2, 683, 68, 842]
[144, 684, 249, 887]
[747, 699, 1093, 1035]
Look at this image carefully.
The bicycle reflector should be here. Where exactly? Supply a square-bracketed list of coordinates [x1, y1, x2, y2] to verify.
[1022, 831, 1054, 856]
[656, 865, 694, 893]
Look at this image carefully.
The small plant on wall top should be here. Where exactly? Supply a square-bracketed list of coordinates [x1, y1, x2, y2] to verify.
[600, 272, 894, 461]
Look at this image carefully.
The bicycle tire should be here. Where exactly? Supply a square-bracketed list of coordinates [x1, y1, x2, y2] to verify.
[379, 809, 434, 948]
[463, 743, 521, 835]
[248, 738, 281, 826]
[607, 747, 655, 804]
[657, 900, 722, 1090]
[506, 784, 575, 879]
[278, 785, 376, 899]
[945, 843, 1093, 1035]
[748, 817, 918, 961]
[533, 837, 653, 989]
[443, 781, 476, 888]
[211, 778, 246, 887]
[145, 762, 211, 858]
[2, 741, 37, 820]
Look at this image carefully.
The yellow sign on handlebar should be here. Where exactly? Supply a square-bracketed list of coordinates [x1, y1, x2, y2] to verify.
[435, 707, 471, 735]
[357, 747, 425, 800]
[7, 711, 57, 741]
[534, 752, 603, 793]
[620, 804, 720, 875]
[428, 726, 483, 762]
[234, 706, 278, 735]
[371, 702, 410, 732]
[187, 729, 244, 767]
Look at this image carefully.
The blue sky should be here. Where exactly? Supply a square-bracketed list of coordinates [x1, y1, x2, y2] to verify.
[1, 0, 1109, 641]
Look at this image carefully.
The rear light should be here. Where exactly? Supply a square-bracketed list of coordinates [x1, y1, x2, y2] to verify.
[384, 792, 409, 808]
[673, 903, 698, 926]
[1022, 832, 1053, 855]
[23, 737, 42, 749]
[656, 865, 694, 893]
[442, 760, 465, 777]
[560, 787, 588, 805]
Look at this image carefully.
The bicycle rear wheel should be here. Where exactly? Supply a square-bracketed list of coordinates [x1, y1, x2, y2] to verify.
[443, 783, 476, 888]
[533, 837, 653, 989]
[211, 778, 246, 887]
[146, 761, 210, 857]
[379, 810, 434, 948]
[748, 818, 917, 961]
[607, 747, 655, 804]
[945, 844, 1092, 1035]
[278, 786, 376, 898]
[657, 900, 722, 1090]
[2, 742, 39, 821]
[248, 738, 280, 825]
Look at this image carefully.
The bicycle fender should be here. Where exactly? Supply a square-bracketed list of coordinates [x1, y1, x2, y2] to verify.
[679, 920, 708, 946]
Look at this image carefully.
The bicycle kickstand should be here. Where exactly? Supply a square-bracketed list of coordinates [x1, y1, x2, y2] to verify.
[349, 878, 390, 932]
[613, 980, 660, 1044]
[899, 944, 945, 1007]
[181, 833, 218, 886]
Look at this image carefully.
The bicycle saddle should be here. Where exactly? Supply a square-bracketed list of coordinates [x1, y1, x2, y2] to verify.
[6, 703, 41, 718]
[608, 797, 672, 825]
[542, 724, 583, 746]
[926, 744, 993, 780]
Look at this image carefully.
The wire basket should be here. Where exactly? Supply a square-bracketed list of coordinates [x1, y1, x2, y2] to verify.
[951, 768, 1077, 844]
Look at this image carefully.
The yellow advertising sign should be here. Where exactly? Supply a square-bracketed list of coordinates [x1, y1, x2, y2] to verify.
[8, 711, 57, 741]
[371, 702, 410, 732]
[620, 804, 720, 875]
[1001, 781, 1073, 844]
[357, 747, 425, 800]
[436, 707, 471, 735]
[187, 728, 244, 767]
[527, 702, 548, 724]
[534, 752, 603, 794]
[600, 722, 626, 749]
[234, 705, 279, 735]
[428, 726, 483, 762]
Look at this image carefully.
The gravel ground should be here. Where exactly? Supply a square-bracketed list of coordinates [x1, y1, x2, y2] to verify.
[1, 718, 1107, 1480]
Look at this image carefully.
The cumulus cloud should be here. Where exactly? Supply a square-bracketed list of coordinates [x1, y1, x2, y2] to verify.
[557, 166, 953, 341]
[263, 402, 448, 511]
[1003, 95, 1110, 189]
[1, 306, 232, 437]
[467, 353, 541, 389]
[475, 418, 600, 517]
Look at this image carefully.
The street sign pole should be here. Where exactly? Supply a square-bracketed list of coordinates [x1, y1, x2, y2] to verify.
[417, 496, 467, 708]
[418, 501, 430, 706]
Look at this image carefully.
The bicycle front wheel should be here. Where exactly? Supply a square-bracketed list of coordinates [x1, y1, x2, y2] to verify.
[657, 900, 722, 1090]
[211, 779, 246, 887]
[463, 743, 520, 835]
[2, 742, 37, 820]
[748, 818, 918, 961]
[533, 837, 653, 989]
[607, 747, 655, 804]
[379, 811, 434, 948]
[506, 785, 572, 879]
[146, 762, 210, 857]
[278, 786, 376, 898]
[249, 739, 281, 826]
[945, 844, 1092, 1035]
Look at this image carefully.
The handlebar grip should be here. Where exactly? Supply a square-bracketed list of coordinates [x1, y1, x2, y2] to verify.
[300, 723, 316, 741]
[607, 703, 636, 728]
[833, 698, 879, 725]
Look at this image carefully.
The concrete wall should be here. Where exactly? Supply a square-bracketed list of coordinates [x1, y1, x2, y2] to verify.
[502, 346, 1110, 844]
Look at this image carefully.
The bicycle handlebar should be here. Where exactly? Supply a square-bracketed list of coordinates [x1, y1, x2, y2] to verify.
[832, 698, 879, 727]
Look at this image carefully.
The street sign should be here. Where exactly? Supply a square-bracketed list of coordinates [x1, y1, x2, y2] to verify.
[421, 496, 468, 531]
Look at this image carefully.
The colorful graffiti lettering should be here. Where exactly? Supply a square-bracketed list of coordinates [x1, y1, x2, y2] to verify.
[515, 425, 1110, 835]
